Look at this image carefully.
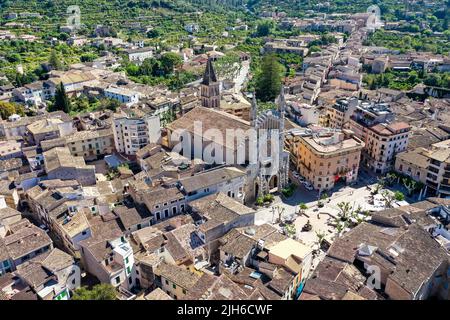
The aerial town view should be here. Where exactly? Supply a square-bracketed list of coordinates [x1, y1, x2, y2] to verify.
[0, 0, 449, 305]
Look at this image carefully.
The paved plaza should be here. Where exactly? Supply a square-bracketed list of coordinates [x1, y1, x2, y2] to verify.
[254, 170, 411, 248]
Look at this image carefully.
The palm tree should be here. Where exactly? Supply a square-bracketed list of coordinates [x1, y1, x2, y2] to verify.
[299, 202, 308, 215]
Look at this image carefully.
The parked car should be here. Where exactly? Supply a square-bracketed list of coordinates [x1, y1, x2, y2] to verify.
[304, 184, 314, 191]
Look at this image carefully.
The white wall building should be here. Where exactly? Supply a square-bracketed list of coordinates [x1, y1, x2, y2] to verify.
[104, 86, 140, 106]
[80, 235, 137, 291]
[178, 167, 247, 203]
[126, 47, 153, 64]
[113, 115, 161, 155]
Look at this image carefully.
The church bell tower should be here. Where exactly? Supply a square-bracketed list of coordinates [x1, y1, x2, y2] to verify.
[200, 58, 220, 109]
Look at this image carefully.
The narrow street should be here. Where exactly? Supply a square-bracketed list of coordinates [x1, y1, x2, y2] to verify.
[233, 59, 250, 94]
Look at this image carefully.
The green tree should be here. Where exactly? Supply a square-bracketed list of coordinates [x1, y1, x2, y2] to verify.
[299, 202, 308, 215]
[0, 102, 23, 120]
[402, 178, 418, 196]
[49, 50, 63, 70]
[385, 172, 398, 186]
[315, 230, 326, 248]
[105, 99, 120, 112]
[214, 53, 242, 80]
[394, 191, 405, 202]
[54, 83, 71, 113]
[309, 45, 321, 53]
[147, 29, 160, 38]
[424, 74, 440, 87]
[444, 30, 450, 41]
[72, 284, 117, 300]
[6, 53, 21, 63]
[139, 58, 157, 76]
[80, 53, 98, 63]
[336, 202, 353, 222]
[160, 52, 182, 75]
[381, 190, 405, 208]
[255, 21, 272, 37]
[255, 54, 283, 102]
[58, 32, 70, 41]
[126, 63, 140, 77]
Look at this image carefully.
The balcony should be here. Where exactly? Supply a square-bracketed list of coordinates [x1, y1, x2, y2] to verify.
[426, 180, 439, 189]
[439, 185, 450, 194]
[105, 262, 123, 275]
[430, 159, 441, 167]
[428, 166, 440, 174]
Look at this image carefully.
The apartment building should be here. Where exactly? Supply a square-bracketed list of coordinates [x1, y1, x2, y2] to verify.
[396, 140, 450, 198]
[395, 147, 429, 185]
[141, 187, 187, 224]
[323, 97, 359, 128]
[363, 122, 411, 174]
[423, 140, 450, 198]
[288, 128, 364, 191]
[112, 114, 161, 155]
[63, 128, 114, 159]
[48, 205, 92, 257]
[348, 102, 394, 134]
[12, 81, 54, 105]
[24, 182, 94, 258]
[327, 100, 411, 174]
